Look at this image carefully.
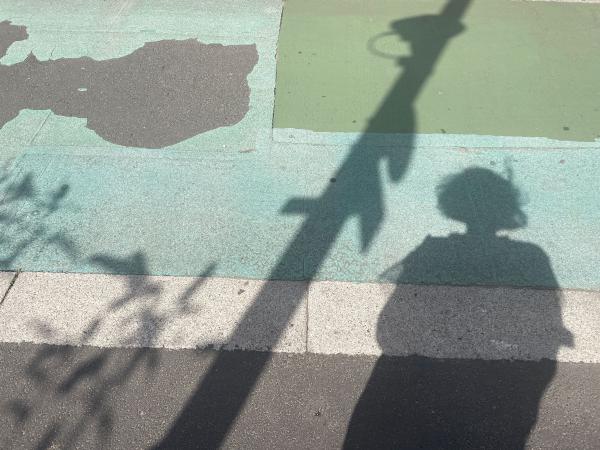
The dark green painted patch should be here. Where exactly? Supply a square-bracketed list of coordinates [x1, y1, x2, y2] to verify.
[274, 0, 600, 141]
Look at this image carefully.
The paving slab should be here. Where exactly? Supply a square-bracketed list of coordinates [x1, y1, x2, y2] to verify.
[0, 271, 307, 352]
[0, 1, 599, 448]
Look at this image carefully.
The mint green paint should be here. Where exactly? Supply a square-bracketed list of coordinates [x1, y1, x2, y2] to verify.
[2, 141, 599, 290]
[274, 0, 600, 141]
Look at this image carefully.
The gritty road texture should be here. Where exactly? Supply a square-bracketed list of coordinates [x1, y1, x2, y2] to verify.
[0, 343, 599, 449]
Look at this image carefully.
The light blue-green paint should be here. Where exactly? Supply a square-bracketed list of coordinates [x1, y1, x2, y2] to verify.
[2, 138, 599, 290]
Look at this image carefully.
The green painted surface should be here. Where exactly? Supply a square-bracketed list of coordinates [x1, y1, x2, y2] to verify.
[274, 0, 600, 141]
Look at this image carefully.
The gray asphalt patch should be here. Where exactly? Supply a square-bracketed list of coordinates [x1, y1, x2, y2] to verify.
[0, 21, 258, 148]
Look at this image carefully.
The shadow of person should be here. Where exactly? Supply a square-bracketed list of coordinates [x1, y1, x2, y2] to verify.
[0, 20, 257, 148]
[344, 168, 573, 449]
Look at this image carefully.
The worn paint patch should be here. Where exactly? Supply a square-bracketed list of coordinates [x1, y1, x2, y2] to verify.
[0, 0, 282, 158]
[0, 21, 258, 148]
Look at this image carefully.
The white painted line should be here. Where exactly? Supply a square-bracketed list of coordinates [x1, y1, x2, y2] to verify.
[0, 271, 599, 362]
[525, 1, 600, 3]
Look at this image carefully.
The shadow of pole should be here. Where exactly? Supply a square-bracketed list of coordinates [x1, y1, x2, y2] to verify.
[157, 1, 472, 447]
[343, 168, 573, 448]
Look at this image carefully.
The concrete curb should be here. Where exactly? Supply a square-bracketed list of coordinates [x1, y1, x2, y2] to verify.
[0, 271, 599, 362]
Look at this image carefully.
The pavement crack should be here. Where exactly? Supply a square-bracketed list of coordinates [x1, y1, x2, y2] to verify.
[0, 270, 20, 306]
[305, 282, 310, 353]
[28, 111, 52, 146]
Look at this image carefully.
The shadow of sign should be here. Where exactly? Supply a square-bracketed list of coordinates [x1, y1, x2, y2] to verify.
[0, 20, 258, 148]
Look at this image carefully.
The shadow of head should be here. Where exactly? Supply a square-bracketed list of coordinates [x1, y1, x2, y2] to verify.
[437, 167, 527, 234]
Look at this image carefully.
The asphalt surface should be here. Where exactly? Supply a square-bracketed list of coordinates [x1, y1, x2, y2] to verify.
[1, 343, 599, 449]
